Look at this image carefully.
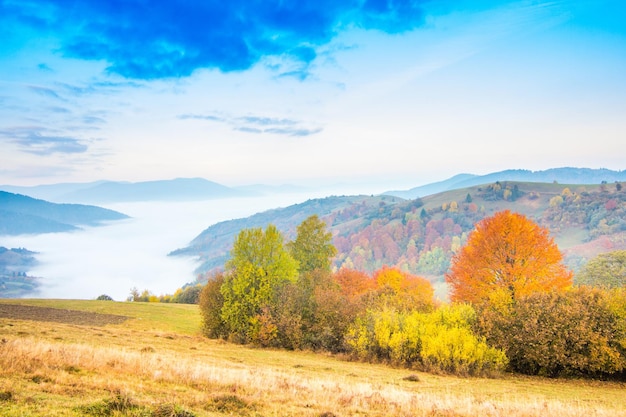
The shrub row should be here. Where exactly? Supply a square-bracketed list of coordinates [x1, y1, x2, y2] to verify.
[346, 304, 508, 376]
[476, 287, 626, 377]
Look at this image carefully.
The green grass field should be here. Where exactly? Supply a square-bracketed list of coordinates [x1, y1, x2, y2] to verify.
[1, 298, 625, 416]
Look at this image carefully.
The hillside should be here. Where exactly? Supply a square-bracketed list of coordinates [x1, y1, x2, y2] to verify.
[1, 299, 624, 416]
[0, 191, 129, 235]
[387, 167, 626, 199]
[170, 194, 400, 272]
[0, 247, 39, 298]
[174, 181, 626, 285]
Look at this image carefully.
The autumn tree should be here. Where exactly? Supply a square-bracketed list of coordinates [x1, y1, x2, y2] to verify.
[172, 284, 202, 304]
[576, 250, 626, 289]
[374, 266, 434, 312]
[274, 268, 357, 352]
[476, 287, 626, 377]
[446, 210, 572, 305]
[199, 272, 227, 339]
[287, 214, 337, 273]
[258, 216, 342, 350]
[333, 268, 374, 298]
[220, 225, 298, 344]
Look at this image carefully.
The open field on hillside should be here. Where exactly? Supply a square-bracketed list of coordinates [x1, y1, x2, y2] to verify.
[420, 182, 601, 216]
[1, 299, 625, 417]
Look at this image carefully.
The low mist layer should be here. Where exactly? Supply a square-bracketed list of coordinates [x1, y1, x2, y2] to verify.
[1, 193, 325, 300]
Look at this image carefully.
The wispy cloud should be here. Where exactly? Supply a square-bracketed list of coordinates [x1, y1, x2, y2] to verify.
[0, 126, 89, 155]
[177, 114, 225, 122]
[82, 115, 107, 125]
[56, 82, 97, 96]
[235, 126, 263, 134]
[266, 127, 322, 137]
[56, 80, 144, 96]
[92, 80, 145, 89]
[3, 1, 431, 80]
[237, 116, 298, 127]
[27, 85, 65, 101]
[178, 112, 322, 137]
[47, 106, 71, 114]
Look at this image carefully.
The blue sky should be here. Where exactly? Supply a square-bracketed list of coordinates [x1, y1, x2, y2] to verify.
[1, 0, 625, 189]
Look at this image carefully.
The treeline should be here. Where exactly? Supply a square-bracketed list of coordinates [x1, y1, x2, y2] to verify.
[199, 212, 626, 378]
[198, 215, 507, 375]
[124, 285, 203, 304]
[97, 285, 203, 303]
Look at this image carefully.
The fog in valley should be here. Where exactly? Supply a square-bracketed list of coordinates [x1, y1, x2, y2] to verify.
[2, 191, 341, 301]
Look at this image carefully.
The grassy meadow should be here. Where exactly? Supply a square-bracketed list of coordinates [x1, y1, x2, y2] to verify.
[1, 298, 625, 417]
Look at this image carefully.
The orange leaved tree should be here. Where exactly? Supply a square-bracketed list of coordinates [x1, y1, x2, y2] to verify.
[445, 210, 572, 305]
[334, 268, 376, 300]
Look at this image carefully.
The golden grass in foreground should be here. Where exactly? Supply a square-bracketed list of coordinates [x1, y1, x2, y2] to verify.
[1, 299, 625, 416]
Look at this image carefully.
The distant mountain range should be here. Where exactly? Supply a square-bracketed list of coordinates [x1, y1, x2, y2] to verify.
[385, 167, 626, 199]
[0, 191, 129, 235]
[3, 167, 624, 204]
[0, 178, 309, 204]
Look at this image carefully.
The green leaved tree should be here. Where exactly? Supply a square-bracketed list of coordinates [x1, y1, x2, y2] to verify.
[287, 214, 337, 273]
[220, 224, 298, 344]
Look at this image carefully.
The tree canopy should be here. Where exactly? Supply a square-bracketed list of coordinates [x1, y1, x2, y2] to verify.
[287, 214, 337, 273]
[576, 250, 626, 289]
[374, 266, 434, 312]
[476, 287, 626, 377]
[220, 224, 298, 343]
[446, 210, 572, 304]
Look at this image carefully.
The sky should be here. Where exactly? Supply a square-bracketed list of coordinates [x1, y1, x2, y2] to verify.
[1, 0, 625, 190]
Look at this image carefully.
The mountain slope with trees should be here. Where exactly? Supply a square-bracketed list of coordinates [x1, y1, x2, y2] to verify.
[386, 167, 626, 199]
[170, 194, 401, 273]
[0, 247, 39, 298]
[175, 181, 626, 287]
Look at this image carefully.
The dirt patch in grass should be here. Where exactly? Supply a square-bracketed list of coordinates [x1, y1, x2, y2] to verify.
[0, 304, 128, 326]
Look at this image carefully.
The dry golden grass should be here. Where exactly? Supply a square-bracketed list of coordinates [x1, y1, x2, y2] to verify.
[1, 299, 625, 416]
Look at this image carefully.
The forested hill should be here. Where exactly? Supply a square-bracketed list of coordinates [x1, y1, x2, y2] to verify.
[174, 181, 626, 283]
[0, 191, 129, 235]
[0, 247, 39, 298]
[386, 167, 626, 199]
[169, 195, 403, 273]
